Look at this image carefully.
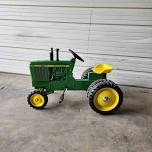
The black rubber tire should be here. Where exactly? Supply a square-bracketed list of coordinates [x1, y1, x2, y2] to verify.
[81, 67, 93, 79]
[87, 79, 105, 98]
[87, 79, 123, 115]
[27, 90, 48, 109]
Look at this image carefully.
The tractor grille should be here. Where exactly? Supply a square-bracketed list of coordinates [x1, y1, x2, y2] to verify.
[30, 66, 49, 81]
[30, 64, 68, 81]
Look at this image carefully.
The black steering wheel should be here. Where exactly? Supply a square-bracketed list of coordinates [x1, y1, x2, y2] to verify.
[69, 49, 84, 62]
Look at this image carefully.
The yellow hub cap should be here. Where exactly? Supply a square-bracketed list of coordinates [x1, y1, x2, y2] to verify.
[30, 94, 45, 107]
[93, 88, 119, 111]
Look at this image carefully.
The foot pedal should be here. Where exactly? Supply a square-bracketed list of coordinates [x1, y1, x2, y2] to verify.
[59, 88, 66, 103]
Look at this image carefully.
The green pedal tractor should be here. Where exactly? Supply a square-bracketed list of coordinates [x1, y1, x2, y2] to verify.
[28, 48, 123, 115]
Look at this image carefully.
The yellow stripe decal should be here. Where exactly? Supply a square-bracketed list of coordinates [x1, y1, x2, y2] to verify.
[31, 65, 69, 68]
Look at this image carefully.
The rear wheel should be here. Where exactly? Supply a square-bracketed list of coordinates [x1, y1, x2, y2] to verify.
[87, 79, 123, 115]
[81, 67, 93, 79]
[27, 90, 48, 109]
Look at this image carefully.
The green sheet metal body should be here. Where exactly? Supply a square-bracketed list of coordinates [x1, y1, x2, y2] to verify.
[30, 58, 106, 94]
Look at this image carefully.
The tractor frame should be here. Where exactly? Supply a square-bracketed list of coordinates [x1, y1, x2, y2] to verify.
[30, 58, 106, 94]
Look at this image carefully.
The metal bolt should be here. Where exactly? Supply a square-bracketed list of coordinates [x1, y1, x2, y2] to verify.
[103, 96, 110, 102]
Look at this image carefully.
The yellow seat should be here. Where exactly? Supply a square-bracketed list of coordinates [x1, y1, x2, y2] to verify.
[92, 64, 112, 74]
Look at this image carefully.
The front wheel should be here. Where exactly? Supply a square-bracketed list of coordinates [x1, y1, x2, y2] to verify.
[27, 90, 48, 109]
[87, 79, 123, 115]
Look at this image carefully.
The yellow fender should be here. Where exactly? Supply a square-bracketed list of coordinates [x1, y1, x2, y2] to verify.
[92, 64, 112, 74]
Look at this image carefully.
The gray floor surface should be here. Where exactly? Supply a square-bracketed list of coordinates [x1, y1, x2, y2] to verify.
[0, 73, 152, 152]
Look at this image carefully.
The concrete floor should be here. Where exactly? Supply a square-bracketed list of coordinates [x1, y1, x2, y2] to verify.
[0, 72, 152, 152]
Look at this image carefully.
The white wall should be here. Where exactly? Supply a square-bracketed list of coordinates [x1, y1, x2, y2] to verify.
[0, 0, 152, 88]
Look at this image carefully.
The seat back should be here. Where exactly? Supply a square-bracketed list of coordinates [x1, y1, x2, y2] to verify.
[92, 64, 112, 74]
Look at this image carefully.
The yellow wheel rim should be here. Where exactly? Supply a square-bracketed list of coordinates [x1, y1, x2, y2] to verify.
[30, 93, 45, 107]
[93, 87, 119, 111]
